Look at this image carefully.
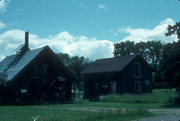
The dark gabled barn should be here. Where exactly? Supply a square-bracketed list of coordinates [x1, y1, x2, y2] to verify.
[82, 54, 153, 99]
[0, 32, 73, 104]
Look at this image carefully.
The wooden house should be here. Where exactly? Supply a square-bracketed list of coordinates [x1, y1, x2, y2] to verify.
[82, 54, 153, 99]
[0, 32, 73, 104]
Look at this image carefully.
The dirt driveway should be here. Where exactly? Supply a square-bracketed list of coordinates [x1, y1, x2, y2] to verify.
[64, 107, 180, 121]
[137, 109, 180, 121]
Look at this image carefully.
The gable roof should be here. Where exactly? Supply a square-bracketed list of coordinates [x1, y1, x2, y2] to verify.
[82, 54, 138, 74]
[0, 46, 48, 82]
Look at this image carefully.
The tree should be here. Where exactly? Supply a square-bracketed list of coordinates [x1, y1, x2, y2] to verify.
[57, 53, 71, 66]
[145, 41, 163, 68]
[68, 56, 91, 90]
[162, 22, 180, 89]
[165, 22, 180, 41]
[144, 41, 163, 83]
[113, 41, 135, 56]
[57, 53, 92, 91]
[135, 41, 163, 67]
[114, 40, 163, 66]
[160, 41, 180, 88]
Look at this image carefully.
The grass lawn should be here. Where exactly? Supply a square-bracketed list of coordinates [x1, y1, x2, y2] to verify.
[0, 105, 153, 121]
[0, 89, 178, 121]
[64, 102, 165, 109]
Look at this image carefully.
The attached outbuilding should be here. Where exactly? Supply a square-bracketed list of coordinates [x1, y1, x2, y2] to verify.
[0, 32, 73, 104]
[82, 54, 153, 99]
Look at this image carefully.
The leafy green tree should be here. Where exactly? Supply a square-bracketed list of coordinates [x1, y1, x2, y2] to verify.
[162, 22, 180, 90]
[113, 41, 135, 56]
[143, 41, 163, 83]
[145, 41, 163, 69]
[165, 22, 180, 41]
[57, 53, 71, 66]
[57, 53, 92, 91]
[160, 41, 180, 88]
[134, 41, 163, 67]
[68, 56, 92, 90]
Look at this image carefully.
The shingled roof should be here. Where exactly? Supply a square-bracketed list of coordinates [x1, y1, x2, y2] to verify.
[82, 54, 138, 74]
[0, 46, 48, 82]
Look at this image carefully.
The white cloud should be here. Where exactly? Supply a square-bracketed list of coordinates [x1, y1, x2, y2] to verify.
[115, 18, 178, 43]
[0, 30, 114, 61]
[97, 4, 107, 10]
[1, 18, 176, 61]
[0, 21, 6, 29]
[0, 0, 10, 13]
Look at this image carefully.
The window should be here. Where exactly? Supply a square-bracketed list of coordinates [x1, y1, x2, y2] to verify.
[134, 63, 140, 77]
[21, 89, 27, 93]
[41, 64, 48, 74]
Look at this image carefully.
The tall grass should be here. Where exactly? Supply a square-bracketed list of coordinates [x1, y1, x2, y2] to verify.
[99, 89, 178, 104]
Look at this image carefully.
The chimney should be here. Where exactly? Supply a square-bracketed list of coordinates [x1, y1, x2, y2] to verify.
[25, 31, 29, 49]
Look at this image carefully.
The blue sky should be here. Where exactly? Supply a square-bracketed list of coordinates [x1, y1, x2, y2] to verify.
[0, 0, 179, 60]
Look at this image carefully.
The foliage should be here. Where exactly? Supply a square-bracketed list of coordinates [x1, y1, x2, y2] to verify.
[162, 22, 180, 89]
[114, 40, 163, 68]
[113, 41, 135, 56]
[57, 53, 92, 90]
[160, 41, 180, 89]
[165, 22, 180, 40]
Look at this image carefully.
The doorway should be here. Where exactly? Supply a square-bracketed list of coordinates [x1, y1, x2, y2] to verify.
[135, 81, 141, 93]
[111, 81, 116, 94]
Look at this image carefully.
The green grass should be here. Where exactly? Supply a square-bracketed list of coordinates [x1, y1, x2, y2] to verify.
[69, 102, 164, 109]
[99, 89, 178, 104]
[67, 89, 178, 110]
[0, 105, 153, 121]
[0, 89, 178, 121]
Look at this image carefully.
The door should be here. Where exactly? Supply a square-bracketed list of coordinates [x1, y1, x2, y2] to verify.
[111, 81, 116, 94]
[135, 81, 141, 93]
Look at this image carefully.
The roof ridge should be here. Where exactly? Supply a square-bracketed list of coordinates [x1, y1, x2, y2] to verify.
[3, 46, 48, 58]
[96, 54, 138, 61]
[82, 54, 139, 74]
[0, 45, 50, 81]
[2, 46, 48, 73]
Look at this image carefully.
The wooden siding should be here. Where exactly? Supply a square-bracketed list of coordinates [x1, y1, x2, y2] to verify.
[121, 56, 152, 93]
[83, 55, 153, 99]
[0, 47, 73, 105]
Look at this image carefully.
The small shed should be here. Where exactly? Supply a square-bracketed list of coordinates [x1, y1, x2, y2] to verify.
[0, 32, 73, 104]
[82, 54, 153, 99]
